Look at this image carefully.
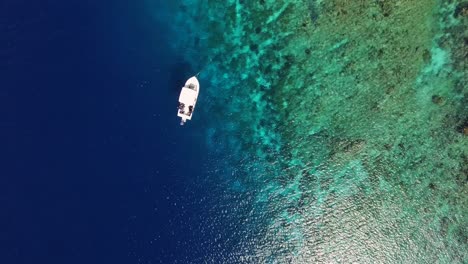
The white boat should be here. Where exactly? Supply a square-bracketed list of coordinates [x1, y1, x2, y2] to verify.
[177, 76, 200, 125]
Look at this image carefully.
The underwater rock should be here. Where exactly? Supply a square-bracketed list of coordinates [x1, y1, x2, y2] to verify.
[457, 155, 468, 186]
[454, 2, 468, 17]
[307, 0, 320, 23]
[422, 49, 432, 64]
[249, 43, 259, 53]
[431, 95, 445, 105]
[440, 216, 449, 237]
[377, 0, 393, 17]
[455, 118, 468, 135]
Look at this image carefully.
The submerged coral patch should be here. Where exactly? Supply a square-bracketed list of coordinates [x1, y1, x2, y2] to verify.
[161, 0, 468, 262]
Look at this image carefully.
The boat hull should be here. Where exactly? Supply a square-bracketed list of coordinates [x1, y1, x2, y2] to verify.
[177, 76, 199, 124]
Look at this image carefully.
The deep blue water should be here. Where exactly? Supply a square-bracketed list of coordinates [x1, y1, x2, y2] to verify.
[1, 1, 227, 263]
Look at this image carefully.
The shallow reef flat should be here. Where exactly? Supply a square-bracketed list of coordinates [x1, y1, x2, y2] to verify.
[163, 0, 467, 262]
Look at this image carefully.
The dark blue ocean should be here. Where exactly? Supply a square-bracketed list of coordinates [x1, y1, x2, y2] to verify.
[2, 1, 240, 263]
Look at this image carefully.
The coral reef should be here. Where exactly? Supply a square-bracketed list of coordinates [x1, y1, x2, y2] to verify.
[160, 0, 467, 262]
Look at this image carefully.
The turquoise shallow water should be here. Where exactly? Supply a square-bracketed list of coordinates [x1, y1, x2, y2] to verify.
[150, 0, 467, 262]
